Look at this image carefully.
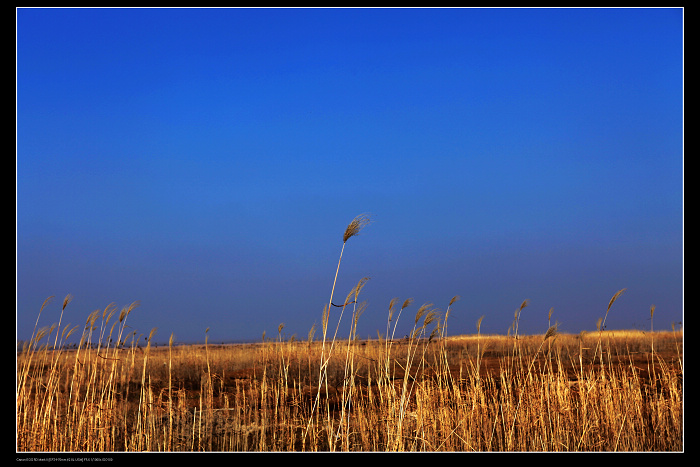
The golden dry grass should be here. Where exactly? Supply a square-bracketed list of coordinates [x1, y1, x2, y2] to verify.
[16, 296, 683, 452]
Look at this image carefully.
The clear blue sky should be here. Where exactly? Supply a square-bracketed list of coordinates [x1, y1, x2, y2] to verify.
[17, 7, 683, 345]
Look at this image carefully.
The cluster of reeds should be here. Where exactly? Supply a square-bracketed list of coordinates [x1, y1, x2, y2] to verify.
[17, 297, 144, 451]
[16, 214, 683, 452]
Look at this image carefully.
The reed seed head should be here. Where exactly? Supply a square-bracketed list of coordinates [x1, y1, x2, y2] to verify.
[307, 323, 316, 343]
[445, 295, 459, 320]
[322, 304, 329, 331]
[65, 325, 78, 340]
[103, 303, 116, 322]
[86, 309, 100, 327]
[118, 301, 139, 323]
[388, 297, 399, 321]
[423, 309, 439, 327]
[477, 315, 484, 333]
[389, 297, 399, 310]
[428, 325, 440, 342]
[415, 303, 433, 325]
[544, 324, 558, 340]
[346, 276, 370, 303]
[353, 301, 366, 326]
[35, 326, 50, 343]
[147, 327, 157, 344]
[40, 296, 55, 314]
[608, 288, 626, 313]
[343, 213, 372, 243]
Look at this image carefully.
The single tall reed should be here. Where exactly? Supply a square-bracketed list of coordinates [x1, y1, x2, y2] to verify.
[304, 213, 371, 449]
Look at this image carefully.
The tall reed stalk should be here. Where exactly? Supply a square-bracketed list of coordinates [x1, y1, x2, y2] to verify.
[304, 213, 371, 448]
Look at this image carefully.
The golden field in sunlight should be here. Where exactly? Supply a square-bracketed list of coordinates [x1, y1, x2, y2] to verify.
[16, 295, 682, 452]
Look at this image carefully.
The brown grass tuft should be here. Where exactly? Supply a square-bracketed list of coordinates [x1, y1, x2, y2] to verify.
[343, 213, 372, 243]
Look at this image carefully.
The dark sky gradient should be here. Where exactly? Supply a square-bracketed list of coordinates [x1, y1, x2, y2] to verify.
[17, 8, 683, 345]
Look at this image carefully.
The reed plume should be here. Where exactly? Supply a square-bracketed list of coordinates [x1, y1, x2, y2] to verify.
[441, 295, 460, 338]
[513, 299, 528, 340]
[343, 213, 372, 243]
[593, 288, 626, 364]
[602, 288, 626, 331]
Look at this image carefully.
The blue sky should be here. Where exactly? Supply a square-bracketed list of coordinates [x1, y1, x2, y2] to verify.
[17, 7, 683, 345]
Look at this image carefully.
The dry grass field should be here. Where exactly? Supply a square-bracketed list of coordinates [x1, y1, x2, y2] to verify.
[16, 294, 683, 452]
[16, 217, 683, 452]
